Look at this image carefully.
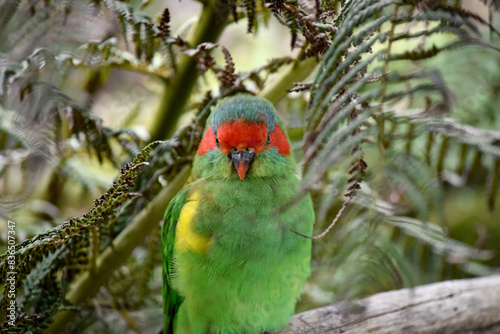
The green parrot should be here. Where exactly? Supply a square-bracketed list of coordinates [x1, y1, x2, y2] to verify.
[162, 94, 315, 334]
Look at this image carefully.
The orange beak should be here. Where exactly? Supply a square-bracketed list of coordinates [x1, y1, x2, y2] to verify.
[230, 150, 255, 181]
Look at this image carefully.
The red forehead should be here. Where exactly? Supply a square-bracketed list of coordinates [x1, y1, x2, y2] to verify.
[218, 120, 267, 154]
[197, 120, 290, 156]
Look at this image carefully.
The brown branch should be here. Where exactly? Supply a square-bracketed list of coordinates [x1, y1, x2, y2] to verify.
[279, 274, 500, 333]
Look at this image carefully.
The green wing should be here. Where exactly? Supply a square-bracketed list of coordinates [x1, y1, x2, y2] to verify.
[162, 185, 190, 334]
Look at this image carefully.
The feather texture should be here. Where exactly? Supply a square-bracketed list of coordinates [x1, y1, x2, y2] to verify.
[162, 95, 315, 333]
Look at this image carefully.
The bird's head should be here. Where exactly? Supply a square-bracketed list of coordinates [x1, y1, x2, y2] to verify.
[193, 95, 295, 181]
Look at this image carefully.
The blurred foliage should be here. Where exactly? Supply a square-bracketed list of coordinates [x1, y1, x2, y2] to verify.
[0, 0, 500, 332]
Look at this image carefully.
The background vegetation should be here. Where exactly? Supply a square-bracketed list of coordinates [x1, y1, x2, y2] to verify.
[1, 0, 499, 332]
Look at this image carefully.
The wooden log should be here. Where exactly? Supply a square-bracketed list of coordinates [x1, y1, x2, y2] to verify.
[279, 274, 500, 334]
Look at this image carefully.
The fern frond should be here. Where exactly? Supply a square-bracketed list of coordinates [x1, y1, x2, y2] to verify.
[244, 0, 257, 33]
[0, 141, 158, 328]
[302, 0, 500, 215]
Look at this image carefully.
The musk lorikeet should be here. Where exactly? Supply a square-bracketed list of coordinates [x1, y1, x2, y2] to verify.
[162, 95, 315, 334]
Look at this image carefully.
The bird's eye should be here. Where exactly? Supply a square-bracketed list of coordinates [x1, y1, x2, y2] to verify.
[265, 134, 271, 146]
[215, 137, 220, 147]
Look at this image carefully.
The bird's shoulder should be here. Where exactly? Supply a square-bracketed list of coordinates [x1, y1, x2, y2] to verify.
[164, 180, 214, 255]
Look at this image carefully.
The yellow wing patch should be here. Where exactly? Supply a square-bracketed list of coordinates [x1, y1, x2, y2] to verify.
[175, 191, 212, 254]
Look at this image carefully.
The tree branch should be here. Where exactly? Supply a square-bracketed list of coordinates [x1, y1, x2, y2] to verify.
[151, 1, 230, 141]
[279, 274, 500, 334]
[260, 57, 318, 103]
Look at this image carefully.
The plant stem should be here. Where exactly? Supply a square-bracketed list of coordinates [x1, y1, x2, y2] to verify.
[151, 1, 230, 141]
[46, 166, 191, 334]
[260, 57, 318, 104]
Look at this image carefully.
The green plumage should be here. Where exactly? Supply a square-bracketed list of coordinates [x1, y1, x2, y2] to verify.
[162, 95, 315, 334]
